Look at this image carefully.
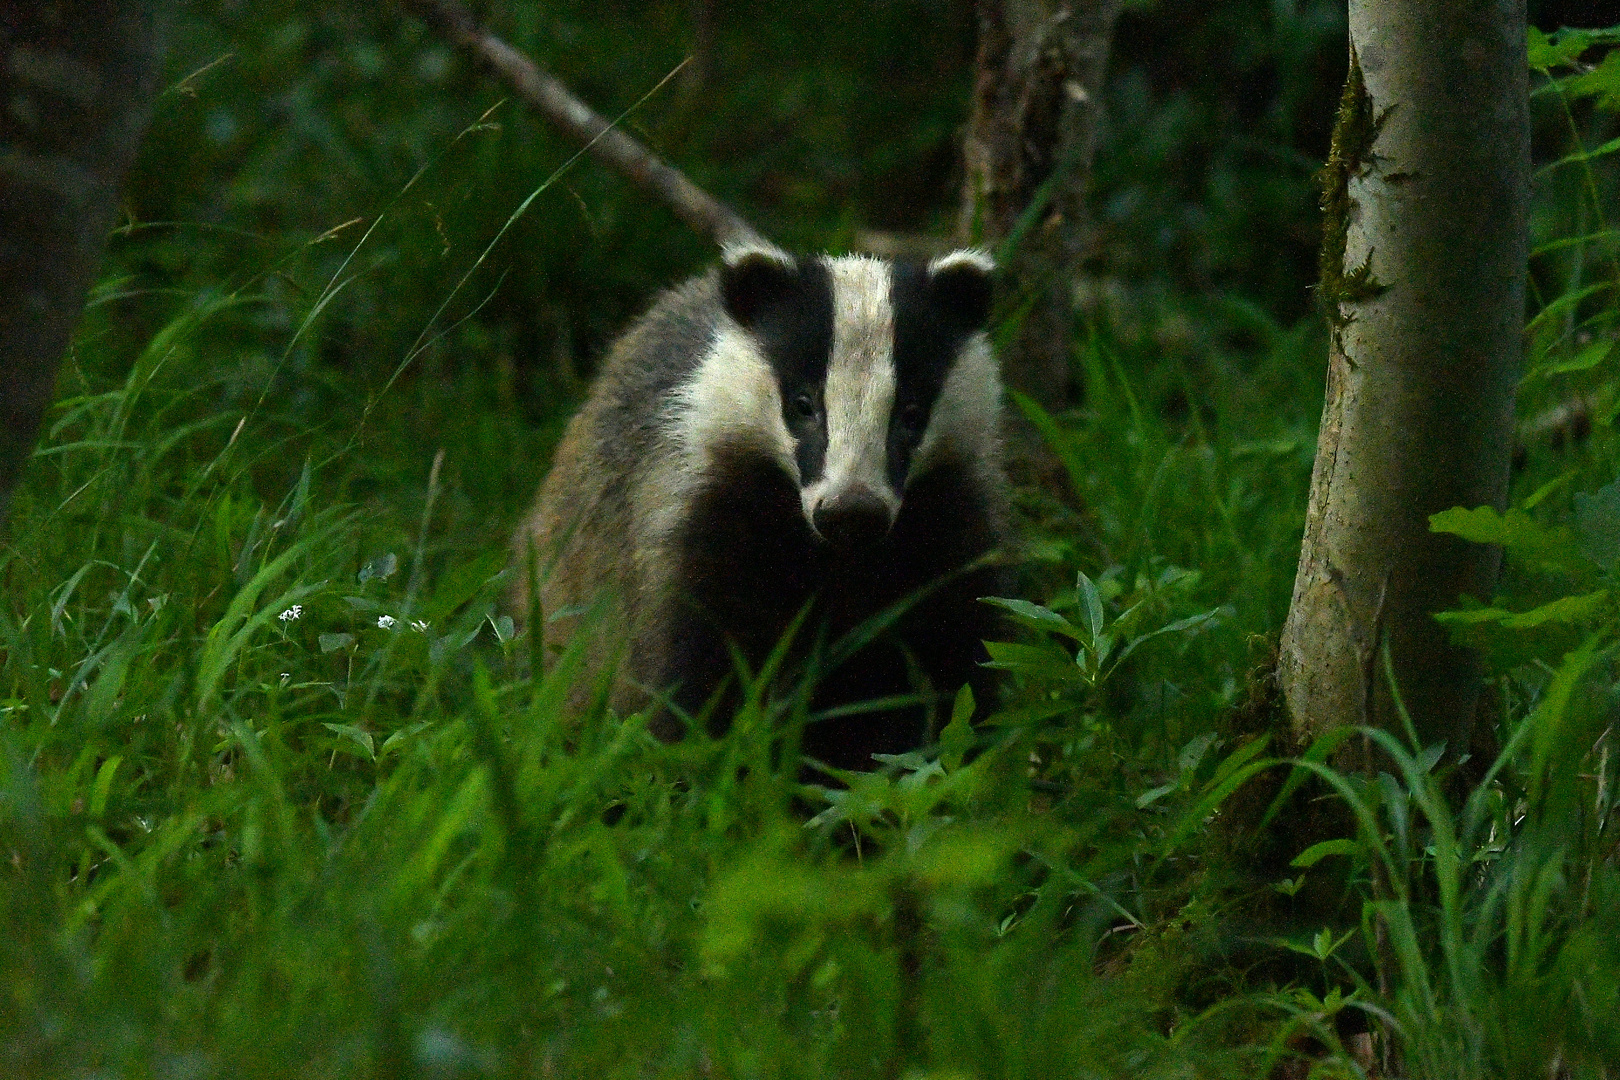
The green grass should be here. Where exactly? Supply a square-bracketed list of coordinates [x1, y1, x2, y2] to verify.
[0, 276, 1309, 1078]
[3, 19, 1620, 1080]
[0, 245, 1334, 1077]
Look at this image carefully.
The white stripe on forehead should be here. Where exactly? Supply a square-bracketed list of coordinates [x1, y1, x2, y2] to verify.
[802, 256, 899, 522]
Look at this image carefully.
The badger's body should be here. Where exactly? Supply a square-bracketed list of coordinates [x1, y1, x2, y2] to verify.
[518, 246, 1009, 770]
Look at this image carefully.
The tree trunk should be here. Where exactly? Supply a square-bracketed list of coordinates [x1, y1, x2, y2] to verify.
[957, 0, 1123, 410]
[1277, 1, 1528, 753]
[0, 0, 170, 528]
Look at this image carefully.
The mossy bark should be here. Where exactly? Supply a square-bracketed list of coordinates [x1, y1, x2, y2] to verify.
[0, 0, 170, 528]
[958, 0, 1124, 410]
[1277, 1, 1528, 752]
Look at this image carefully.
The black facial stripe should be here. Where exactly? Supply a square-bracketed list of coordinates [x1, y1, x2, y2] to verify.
[742, 259, 833, 487]
[793, 412, 827, 487]
[888, 262, 974, 488]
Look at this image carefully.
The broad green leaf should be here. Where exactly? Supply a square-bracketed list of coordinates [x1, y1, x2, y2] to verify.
[1528, 26, 1595, 71]
[940, 684, 975, 771]
[702, 857, 881, 968]
[981, 640, 1081, 683]
[1273, 935, 1334, 959]
[1566, 49, 1620, 110]
[1112, 606, 1225, 667]
[1434, 605, 1514, 626]
[1439, 590, 1610, 629]
[1500, 590, 1610, 629]
[1076, 571, 1105, 641]
[1531, 339, 1614, 378]
[978, 698, 1077, 729]
[1106, 596, 1149, 637]
[1429, 506, 1586, 568]
[980, 596, 1081, 640]
[1154, 565, 1200, 591]
[1312, 927, 1356, 962]
[380, 721, 432, 756]
[322, 722, 375, 760]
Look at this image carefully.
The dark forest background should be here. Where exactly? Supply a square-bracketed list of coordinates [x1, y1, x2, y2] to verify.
[109, 0, 1364, 514]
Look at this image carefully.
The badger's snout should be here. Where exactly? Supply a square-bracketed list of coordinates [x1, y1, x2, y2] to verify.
[812, 485, 894, 548]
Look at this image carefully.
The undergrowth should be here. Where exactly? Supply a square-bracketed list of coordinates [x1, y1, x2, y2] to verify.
[1, 20, 1618, 1080]
[1, 261, 1310, 1078]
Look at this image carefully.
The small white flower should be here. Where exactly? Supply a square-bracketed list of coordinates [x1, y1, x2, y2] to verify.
[278, 605, 302, 622]
[410, 620, 430, 633]
[377, 615, 397, 630]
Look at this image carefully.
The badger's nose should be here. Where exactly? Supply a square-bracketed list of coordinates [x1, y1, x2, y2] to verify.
[813, 487, 893, 548]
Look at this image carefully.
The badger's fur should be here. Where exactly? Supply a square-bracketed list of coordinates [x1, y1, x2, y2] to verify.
[517, 245, 1009, 771]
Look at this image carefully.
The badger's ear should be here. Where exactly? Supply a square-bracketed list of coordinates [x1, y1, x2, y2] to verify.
[926, 249, 995, 332]
[720, 244, 798, 329]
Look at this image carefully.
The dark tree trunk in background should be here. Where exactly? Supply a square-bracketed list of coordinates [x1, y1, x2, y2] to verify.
[1277, 1, 1528, 754]
[958, 0, 1124, 410]
[0, 1, 170, 528]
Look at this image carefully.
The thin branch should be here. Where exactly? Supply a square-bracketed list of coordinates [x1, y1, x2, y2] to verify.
[402, 0, 763, 249]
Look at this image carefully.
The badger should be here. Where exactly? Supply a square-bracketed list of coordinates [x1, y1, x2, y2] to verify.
[516, 244, 1010, 771]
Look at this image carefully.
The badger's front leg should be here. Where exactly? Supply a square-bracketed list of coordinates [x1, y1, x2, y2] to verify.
[653, 604, 739, 740]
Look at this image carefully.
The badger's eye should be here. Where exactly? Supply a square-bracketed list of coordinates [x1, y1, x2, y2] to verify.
[898, 403, 926, 432]
[789, 393, 817, 421]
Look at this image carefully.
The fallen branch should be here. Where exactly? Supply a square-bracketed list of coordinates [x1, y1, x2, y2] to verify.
[403, 0, 763, 249]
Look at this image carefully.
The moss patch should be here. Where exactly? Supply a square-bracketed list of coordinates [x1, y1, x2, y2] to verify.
[1316, 47, 1391, 331]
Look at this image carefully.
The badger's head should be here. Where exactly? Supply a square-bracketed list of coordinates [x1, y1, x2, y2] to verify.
[675, 246, 999, 549]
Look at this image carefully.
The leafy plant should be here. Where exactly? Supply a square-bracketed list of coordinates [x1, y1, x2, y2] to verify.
[985, 568, 1228, 693]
